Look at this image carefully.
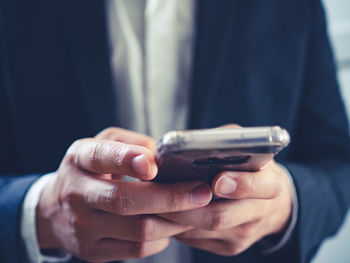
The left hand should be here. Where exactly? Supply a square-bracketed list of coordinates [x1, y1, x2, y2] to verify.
[159, 160, 293, 256]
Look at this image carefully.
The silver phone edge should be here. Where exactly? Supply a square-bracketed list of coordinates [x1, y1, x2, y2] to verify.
[157, 126, 290, 157]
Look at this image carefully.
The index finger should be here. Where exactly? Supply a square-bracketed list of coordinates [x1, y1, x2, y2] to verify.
[96, 127, 157, 152]
[66, 139, 157, 180]
[78, 176, 212, 215]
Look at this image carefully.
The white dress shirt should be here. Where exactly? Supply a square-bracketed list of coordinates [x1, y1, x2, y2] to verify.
[108, 0, 194, 139]
[20, 1, 298, 262]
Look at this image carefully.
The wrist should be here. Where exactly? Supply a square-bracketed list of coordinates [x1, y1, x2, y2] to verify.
[259, 163, 299, 254]
[270, 164, 294, 235]
[36, 176, 61, 250]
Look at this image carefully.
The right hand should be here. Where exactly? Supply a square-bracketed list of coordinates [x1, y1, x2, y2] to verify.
[36, 128, 212, 262]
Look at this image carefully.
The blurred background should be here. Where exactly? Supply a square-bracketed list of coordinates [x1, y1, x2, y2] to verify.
[312, 0, 350, 262]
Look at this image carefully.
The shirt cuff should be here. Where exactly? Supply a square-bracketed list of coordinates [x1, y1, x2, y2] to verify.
[21, 173, 72, 263]
[260, 164, 299, 254]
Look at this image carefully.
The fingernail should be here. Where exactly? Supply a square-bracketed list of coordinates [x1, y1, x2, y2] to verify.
[191, 184, 212, 205]
[131, 155, 150, 178]
[215, 175, 237, 195]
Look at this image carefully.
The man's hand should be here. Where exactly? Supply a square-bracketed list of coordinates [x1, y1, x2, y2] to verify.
[36, 128, 212, 262]
[160, 160, 293, 256]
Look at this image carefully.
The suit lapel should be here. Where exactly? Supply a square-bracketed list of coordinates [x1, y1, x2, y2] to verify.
[188, 0, 239, 129]
[58, 0, 116, 134]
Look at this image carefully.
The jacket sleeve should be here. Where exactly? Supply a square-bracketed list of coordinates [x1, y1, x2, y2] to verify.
[0, 174, 41, 263]
[278, 1, 350, 262]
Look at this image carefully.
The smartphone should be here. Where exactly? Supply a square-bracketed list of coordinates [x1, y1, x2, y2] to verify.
[154, 126, 290, 183]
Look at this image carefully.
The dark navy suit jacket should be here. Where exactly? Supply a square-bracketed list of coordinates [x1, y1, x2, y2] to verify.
[1, 0, 350, 262]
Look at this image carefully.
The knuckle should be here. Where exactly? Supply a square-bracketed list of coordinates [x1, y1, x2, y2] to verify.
[64, 151, 76, 165]
[113, 188, 132, 215]
[95, 127, 124, 141]
[64, 189, 81, 206]
[89, 142, 102, 171]
[166, 188, 179, 210]
[271, 174, 283, 198]
[102, 184, 119, 210]
[206, 209, 227, 231]
[135, 217, 155, 241]
[235, 224, 255, 238]
[133, 241, 149, 258]
[110, 142, 128, 168]
[65, 140, 84, 163]
[68, 139, 82, 154]
[99, 127, 117, 138]
[68, 213, 92, 240]
[244, 174, 257, 197]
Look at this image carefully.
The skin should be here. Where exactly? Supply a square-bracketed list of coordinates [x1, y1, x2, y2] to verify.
[37, 126, 292, 261]
[37, 128, 212, 262]
[160, 160, 293, 256]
